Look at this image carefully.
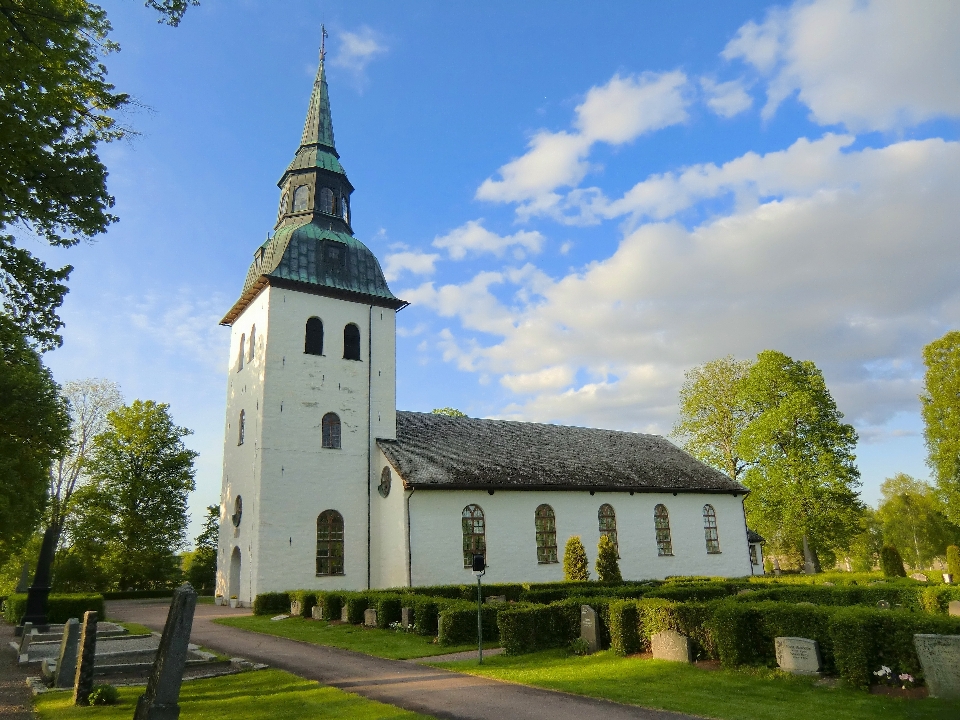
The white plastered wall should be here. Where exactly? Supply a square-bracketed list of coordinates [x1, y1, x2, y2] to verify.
[370, 450, 411, 589]
[407, 490, 754, 586]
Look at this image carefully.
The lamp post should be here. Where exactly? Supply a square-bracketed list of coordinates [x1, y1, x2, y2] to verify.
[472, 553, 485, 664]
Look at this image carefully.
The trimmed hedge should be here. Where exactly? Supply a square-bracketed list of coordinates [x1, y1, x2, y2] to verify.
[319, 592, 345, 621]
[496, 600, 582, 655]
[288, 590, 319, 618]
[3, 593, 105, 625]
[253, 591, 290, 616]
[375, 594, 403, 629]
[437, 602, 500, 645]
[919, 585, 960, 614]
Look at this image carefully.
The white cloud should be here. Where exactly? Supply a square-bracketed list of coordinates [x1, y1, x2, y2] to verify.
[332, 27, 387, 84]
[723, 0, 960, 131]
[476, 71, 689, 214]
[382, 250, 440, 281]
[432, 220, 544, 260]
[700, 77, 753, 118]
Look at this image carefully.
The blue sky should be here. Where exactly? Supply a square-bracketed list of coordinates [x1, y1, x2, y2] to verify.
[34, 1, 960, 539]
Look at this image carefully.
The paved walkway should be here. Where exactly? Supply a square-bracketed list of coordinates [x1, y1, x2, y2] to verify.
[109, 599, 696, 720]
[0, 623, 33, 720]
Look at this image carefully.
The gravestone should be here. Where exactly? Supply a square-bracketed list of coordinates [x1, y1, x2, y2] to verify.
[15, 564, 30, 593]
[53, 618, 80, 688]
[133, 582, 198, 720]
[73, 611, 98, 705]
[485, 595, 507, 604]
[774, 637, 822, 676]
[311, 605, 324, 620]
[651, 630, 693, 663]
[290, 600, 302, 617]
[363, 609, 378, 627]
[944, 573, 954, 584]
[910, 573, 928, 582]
[18, 623, 34, 662]
[341, 605, 349, 622]
[580, 605, 598, 654]
[401, 607, 414, 629]
[949, 600, 960, 617]
[877, 600, 891, 610]
[822, 582, 835, 586]
[914, 634, 960, 699]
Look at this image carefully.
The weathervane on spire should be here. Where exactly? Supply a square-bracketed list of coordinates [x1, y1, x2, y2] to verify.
[320, 24, 328, 62]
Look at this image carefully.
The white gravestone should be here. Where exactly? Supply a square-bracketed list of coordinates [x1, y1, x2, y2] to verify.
[340, 605, 349, 622]
[775, 637, 822, 676]
[651, 630, 693, 663]
[311, 605, 323, 620]
[580, 605, 598, 654]
[914, 634, 960, 699]
[948, 601, 960, 617]
[363, 608, 378, 627]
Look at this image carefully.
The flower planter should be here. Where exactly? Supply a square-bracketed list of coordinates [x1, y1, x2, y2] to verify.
[229, 598, 239, 608]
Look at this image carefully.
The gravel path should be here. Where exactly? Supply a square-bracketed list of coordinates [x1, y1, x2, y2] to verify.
[0, 623, 33, 720]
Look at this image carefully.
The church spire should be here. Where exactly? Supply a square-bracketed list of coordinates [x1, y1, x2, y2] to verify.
[300, 25, 335, 151]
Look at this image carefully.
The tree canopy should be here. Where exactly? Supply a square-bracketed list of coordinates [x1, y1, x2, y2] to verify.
[185, 504, 218, 594]
[432, 407, 467, 417]
[875, 473, 959, 569]
[921, 330, 960, 523]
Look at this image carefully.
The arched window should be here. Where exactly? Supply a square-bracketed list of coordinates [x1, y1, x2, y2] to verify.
[278, 191, 289, 219]
[319, 187, 335, 214]
[341, 196, 349, 223]
[599, 503, 618, 556]
[304, 317, 324, 355]
[316, 510, 344, 575]
[237, 333, 245, 371]
[462, 504, 485, 568]
[703, 504, 721, 553]
[343, 323, 361, 361]
[248, 325, 256, 362]
[293, 184, 310, 212]
[654, 504, 673, 556]
[535, 504, 558, 564]
[237, 410, 245, 446]
[321, 412, 341, 449]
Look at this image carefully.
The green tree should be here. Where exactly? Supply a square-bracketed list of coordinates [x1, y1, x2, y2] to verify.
[880, 545, 907, 578]
[738, 350, 862, 573]
[432, 407, 466, 417]
[875, 473, 959, 569]
[947, 545, 960, 579]
[563, 536, 589, 581]
[0, 317, 69, 565]
[921, 331, 960, 523]
[673, 356, 754, 481]
[595, 534, 622, 583]
[185, 505, 219, 594]
[0, 0, 195, 348]
[846, 507, 884, 572]
[66, 400, 197, 590]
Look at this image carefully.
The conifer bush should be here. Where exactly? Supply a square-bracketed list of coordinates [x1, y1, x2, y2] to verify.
[595, 535, 622, 583]
[879, 545, 907, 578]
[563, 536, 590, 581]
[947, 544, 960, 578]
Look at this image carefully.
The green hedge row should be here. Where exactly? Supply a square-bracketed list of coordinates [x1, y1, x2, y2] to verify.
[252, 591, 290, 615]
[437, 602, 501, 645]
[3, 594, 105, 625]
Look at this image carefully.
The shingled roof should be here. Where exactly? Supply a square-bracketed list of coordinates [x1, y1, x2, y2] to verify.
[377, 411, 749, 494]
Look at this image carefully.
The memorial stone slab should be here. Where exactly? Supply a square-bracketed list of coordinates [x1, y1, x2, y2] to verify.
[775, 637, 822, 676]
[73, 611, 97, 705]
[341, 605, 349, 622]
[54, 618, 80, 688]
[401, 607, 414, 628]
[363, 609, 378, 627]
[18, 623, 34, 662]
[911, 573, 929, 582]
[580, 605, 598, 654]
[651, 630, 693, 663]
[133, 582, 198, 720]
[485, 595, 507, 604]
[949, 601, 960, 617]
[311, 605, 324, 620]
[914, 634, 960, 699]
[290, 600, 302, 617]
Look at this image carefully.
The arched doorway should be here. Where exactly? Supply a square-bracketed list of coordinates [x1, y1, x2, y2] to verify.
[229, 547, 241, 602]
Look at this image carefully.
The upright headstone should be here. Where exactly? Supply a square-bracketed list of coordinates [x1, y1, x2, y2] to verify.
[580, 605, 598, 654]
[401, 607, 414, 629]
[914, 634, 960, 699]
[290, 599, 302, 617]
[72, 611, 98, 705]
[774, 637, 822, 675]
[651, 630, 693, 663]
[311, 604, 324, 620]
[485, 595, 507, 604]
[133, 582, 198, 720]
[949, 600, 960, 617]
[363, 608, 378, 627]
[53, 618, 81, 688]
[341, 605, 349, 622]
[15, 564, 30, 593]
[17, 623, 34, 663]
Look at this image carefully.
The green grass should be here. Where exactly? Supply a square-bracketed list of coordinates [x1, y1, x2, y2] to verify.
[34, 668, 433, 719]
[214, 615, 497, 660]
[432, 649, 959, 720]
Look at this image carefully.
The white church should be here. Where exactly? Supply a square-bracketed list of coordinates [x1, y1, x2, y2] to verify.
[215, 45, 763, 605]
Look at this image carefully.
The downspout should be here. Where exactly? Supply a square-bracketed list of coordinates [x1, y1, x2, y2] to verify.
[406, 487, 416, 587]
[367, 304, 373, 590]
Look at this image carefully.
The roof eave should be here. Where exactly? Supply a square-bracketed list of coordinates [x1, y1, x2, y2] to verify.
[220, 275, 270, 326]
[400, 482, 749, 494]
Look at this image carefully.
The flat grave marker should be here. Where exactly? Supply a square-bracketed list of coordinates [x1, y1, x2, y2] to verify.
[775, 637, 822, 676]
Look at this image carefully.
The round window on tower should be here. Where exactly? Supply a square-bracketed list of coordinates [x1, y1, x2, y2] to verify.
[232, 496, 243, 527]
[378, 467, 391, 498]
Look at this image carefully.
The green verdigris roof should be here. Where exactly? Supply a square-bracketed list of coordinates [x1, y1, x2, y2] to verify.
[285, 146, 345, 176]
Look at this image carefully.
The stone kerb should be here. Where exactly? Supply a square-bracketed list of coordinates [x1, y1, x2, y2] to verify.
[774, 637, 822, 676]
[651, 630, 693, 663]
[579, 605, 598, 654]
[914, 634, 960, 699]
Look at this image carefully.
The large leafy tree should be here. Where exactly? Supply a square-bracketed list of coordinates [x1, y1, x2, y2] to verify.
[185, 505, 218, 594]
[875, 473, 959, 569]
[0, 317, 70, 565]
[738, 350, 862, 573]
[67, 400, 197, 590]
[673, 355, 754, 482]
[0, 0, 195, 349]
[921, 330, 960, 523]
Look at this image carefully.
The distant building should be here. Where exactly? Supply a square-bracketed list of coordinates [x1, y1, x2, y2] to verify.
[215, 43, 762, 604]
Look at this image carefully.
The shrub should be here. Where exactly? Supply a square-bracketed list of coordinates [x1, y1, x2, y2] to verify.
[645, 582, 738, 603]
[253, 592, 290, 616]
[319, 592, 345, 621]
[609, 600, 640, 656]
[408, 595, 442, 636]
[919, 585, 960, 614]
[595, 535, 622, 583]
[496, 601, 581, 655]
[288, 590, 318, 618]
[563, 536, 589, 581]
[637, 599, 717, 660]
[375, 594, 403, 629]
[947, 545, 960, 578]
[437, 602, 499, 645]
[570, 637, 590, 655]
[880, 545, 907, 578]
[89, 684, 119, 706]
[3, 593, 104, 625]
[344, 594, 369, 624]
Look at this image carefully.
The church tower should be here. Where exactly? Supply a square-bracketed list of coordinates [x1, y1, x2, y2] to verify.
[216, 35, 405, 604]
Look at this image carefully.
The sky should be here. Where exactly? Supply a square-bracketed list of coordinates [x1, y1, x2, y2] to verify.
[32, 0, 960, 540]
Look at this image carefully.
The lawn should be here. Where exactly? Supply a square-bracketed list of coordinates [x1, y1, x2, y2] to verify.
[34, 668, 434, 720]
[214, 615, 497, 660]
[432, 649, 959, 720]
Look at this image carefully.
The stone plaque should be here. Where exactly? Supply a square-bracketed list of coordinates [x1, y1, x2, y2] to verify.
[914, 634, 960, 699]
[651, 630, 693, 663]
[290, 600, 302, 617]
[775, 637, 822, 675]
[580, 605, 598, 654]
[910, 573, 928, 582]
[340, 605, 349, 622]
[311, 605, 324, 620]
[401, 607, 414, 628]
[949, 601, 960, 617]
[485, 595, 507, 604]
[363, 608, 378, 627]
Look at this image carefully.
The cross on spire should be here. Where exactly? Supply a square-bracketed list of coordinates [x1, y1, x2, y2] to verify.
[320, 24, 328, 62]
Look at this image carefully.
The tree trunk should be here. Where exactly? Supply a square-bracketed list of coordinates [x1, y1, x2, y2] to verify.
[802, 533, 821, 574]
[22, 523, 61, 625]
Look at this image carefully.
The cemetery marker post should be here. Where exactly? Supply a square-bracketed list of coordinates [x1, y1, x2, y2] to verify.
[473, 553, 485, 664]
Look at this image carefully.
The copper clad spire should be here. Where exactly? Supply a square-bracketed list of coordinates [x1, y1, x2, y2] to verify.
[300, 25, 335, 151]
